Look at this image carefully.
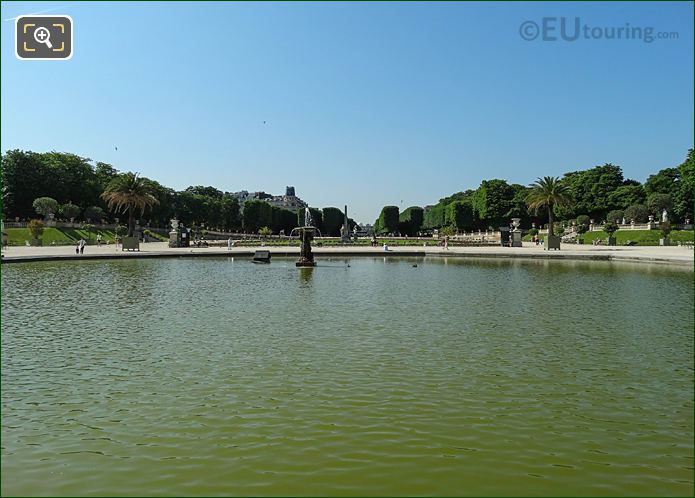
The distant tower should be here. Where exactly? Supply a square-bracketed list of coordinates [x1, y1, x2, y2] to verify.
[286, 186, 296, 197]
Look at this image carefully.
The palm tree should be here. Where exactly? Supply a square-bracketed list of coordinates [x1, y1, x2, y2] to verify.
[101, 172, 159, 237]
[525, 176, 572, 237]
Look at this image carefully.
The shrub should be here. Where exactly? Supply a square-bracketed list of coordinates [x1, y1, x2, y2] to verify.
[527, 228, 539, 236]
[115, 225, 128, 238]
[32, 197, 58, 218]
[624, 204, 649, 223]
[59, 202, 81, 220]
[439, 225, 455, 236]
[660, 221, 672, 238]
[606, 209, 624, 224]
[603, 221, 619, 237]
[258, 226, 272, 236]
[84, 206, 106, 223]
[576, 215, 590, 234]
[28, 219, 44, 239]
[647, 193, 672, 216]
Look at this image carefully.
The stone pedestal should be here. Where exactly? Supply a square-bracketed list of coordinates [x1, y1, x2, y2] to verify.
[169, 230, 179, 248]
[511, 231, 522, 247]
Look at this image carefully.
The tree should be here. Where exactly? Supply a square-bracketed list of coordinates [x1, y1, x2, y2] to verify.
[525, 177, 573, 237]
[59, 202, 81, 221]
[445, 201, 474, 232]
[647, 193, 672, 216]
[624, 204, 649, 223]
[2, 150, 50, 219]
[644, 167, 679, 196]
[673, 149, 694, 222]
[560, 163, 624, 220]
[399, 206, 424, 236]
[185, 185, 224, 198]
[606, 209, 624, 224]
[423, 203, 446, 229]
[28, 219, 44, 240]
[376, 206, 399, 234]
[271, 206, 297, 235]
[84, 205, 106, 224]
[243, 200, 273, 232]
[94, 162, 119, 189]
[101, 172, 159, 237]
[507, 184, 530, 222]
[472, 179, 515, 226]
[607, 184, 646, 210]
[32, 197, 58, 219]
[220, 195, 241, 231]
[322, 207, 343, 236]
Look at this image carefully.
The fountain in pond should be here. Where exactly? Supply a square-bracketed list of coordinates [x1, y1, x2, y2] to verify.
[290, 207, 321, 267]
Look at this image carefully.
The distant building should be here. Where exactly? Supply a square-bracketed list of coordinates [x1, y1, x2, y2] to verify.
[357, 223, 374, 236]
[231, 186, 307, 212]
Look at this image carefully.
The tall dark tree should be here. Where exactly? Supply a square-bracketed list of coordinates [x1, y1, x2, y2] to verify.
[322, 207, 343, 236]
[375, 206, 399, 234]
[673, 149, 694, 222]
[445, 201, 474, 232]
[243, 199, 273, 233]
[399, 206, 424, 236]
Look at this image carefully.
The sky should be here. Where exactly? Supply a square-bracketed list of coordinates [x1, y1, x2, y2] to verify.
[1, 1, 693, 223]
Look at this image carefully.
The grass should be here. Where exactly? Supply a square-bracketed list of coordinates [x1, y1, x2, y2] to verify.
[581, 229, 693, 246]
[5, 227, 118, 246]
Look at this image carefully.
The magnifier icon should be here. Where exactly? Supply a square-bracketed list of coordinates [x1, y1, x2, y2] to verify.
[33, 27, 53, 49]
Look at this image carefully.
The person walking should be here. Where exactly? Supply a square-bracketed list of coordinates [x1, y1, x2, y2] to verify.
[75, 242, 80, 254]
[79, 238, 86, 254]
[96, 234, 102, 246]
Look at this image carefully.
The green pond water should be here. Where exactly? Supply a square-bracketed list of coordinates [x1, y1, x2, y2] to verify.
[1, 257, 693, 496]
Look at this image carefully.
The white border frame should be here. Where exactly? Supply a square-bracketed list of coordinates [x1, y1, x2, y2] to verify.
[15, 14, 73, 60]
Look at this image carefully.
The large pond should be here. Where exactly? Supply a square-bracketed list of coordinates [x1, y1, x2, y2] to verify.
[1, 257, 693, 496]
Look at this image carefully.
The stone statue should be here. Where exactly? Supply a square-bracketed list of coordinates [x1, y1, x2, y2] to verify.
[662, 209, 668, 223]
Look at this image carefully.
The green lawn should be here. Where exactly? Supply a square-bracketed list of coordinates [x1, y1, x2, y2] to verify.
[581, 229, 693, 246]
[5, 227, 118, 246]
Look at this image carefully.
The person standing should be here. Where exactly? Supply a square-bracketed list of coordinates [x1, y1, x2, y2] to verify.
[79, 238, 86, 254]
[96, 234, 102, 246]
[227, 237, 233, 251]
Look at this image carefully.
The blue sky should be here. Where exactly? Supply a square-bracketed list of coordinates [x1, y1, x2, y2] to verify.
[2, 1, 693, 223]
